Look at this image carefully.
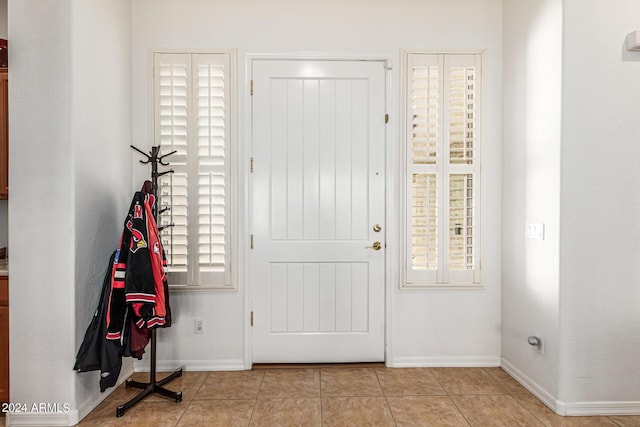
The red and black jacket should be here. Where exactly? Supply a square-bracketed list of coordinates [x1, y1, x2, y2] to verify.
[106, 190, 170, 341]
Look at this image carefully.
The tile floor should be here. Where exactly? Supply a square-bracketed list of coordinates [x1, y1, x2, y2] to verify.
[77, 367, 640, 426]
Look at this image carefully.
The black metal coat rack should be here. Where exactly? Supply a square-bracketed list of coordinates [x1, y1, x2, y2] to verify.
[116, 145, 182, 417]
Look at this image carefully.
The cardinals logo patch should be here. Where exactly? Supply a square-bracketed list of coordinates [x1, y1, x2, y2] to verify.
[129, 227, 147, 253]
[126, 220, 147, 253]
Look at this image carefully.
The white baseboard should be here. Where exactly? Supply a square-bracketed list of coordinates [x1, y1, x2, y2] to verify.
[133, 358, 246, 372]
[74, 363, 136, 424]
[562, 401, 640, 416]
[501, 357, 640, 416]
[5, 411, 70, 427]
[389, 355, 501, 368]
[6, 365, 135, 427]
[500, 357, 560, 413]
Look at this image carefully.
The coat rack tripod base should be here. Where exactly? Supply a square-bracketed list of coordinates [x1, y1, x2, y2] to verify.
[115, 330, 183, 417]
[116, 145, 182, 418]
[116, 376, 183, 417]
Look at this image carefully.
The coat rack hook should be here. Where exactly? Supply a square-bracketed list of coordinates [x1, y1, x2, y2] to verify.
[130, 145, 152, 164]
[158, 150, 178, 166]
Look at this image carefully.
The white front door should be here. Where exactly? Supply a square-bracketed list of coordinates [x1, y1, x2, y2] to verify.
[251, 59, 386, 363]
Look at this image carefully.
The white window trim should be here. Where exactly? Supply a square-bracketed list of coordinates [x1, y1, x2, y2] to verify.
[149, 48, 238, 291]
[399, 49, 484, 290]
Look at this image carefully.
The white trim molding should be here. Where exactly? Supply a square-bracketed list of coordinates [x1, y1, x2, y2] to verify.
[6, 365, 135, 427]
[501, 357, 640, 416]
[500, 357, 559, 413]
[135, 358, 245, 373]
[391, 355, 500, 368]
[6, 412, 70, 427]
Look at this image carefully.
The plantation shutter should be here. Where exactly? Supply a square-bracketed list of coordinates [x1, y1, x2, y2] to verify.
[406, 53, 441, 285]
[405, 52, 481, 287]
[154, 52, 232, 288]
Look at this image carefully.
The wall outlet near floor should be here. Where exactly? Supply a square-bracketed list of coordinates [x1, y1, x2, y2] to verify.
[195, 317, 205, 334]
[528, 335, 544, 355]
[525, 223, 545, 240]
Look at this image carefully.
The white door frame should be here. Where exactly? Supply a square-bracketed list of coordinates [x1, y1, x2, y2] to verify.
[242, 52, 397, 369]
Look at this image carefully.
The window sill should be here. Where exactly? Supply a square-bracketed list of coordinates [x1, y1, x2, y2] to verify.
[168, 284, 237, 292]
[400, 283, 484, 290]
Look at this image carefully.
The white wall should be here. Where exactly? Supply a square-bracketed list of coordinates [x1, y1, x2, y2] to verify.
[559, 0, 640, 408]
[501, 0, 562, 401]
[9, 0, 76, 419]
[503, 0, 640, 414]
[132, 0, 503, 369]
[71, 0, 133, 419]
[8, 0, 132, 425]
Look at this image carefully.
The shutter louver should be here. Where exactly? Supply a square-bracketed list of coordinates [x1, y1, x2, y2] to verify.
[448, 174, 474, 270]
[160, 172, 188, 270]
[157, 55, 189, 273]
[198, 173, 226, 270]
[411, 173, 438, 270]
[196, 60, 228, 277]
[411, 66, 439, 165]
[445, 56, 479, 283]
[449, 66, 476, 165]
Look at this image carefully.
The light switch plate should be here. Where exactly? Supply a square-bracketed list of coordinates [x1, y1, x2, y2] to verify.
[627, 31, 640, 51]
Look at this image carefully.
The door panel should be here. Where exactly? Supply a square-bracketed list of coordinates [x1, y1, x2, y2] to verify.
[268, 262, 369, 333]
[251, 59, 386, 363]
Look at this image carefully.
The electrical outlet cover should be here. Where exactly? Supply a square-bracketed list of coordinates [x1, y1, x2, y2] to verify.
[195, 318, 205, 334]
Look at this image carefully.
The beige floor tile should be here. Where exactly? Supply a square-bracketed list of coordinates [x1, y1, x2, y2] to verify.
[320, 368, 383, 397]
[431, 367, 507, 395]
[194, 370, 265, 400]
[515, 394, 620, 426]
[103, 371, 155, 401]
[157, 370, 209, 401]
[451, 394, 544, 426]
[375, 367, 446, 396]
[77, 366, 640, 427]
[387, 395, 469, 426]
[176, 399, 255, 427]
[78, 399, 188, 427]
[609, 415, 640, 426]
[484, 367, 531, 395]
[258, 368, 320, 398]
[322, 396, 395, 426]
[250, 398, 321, 426]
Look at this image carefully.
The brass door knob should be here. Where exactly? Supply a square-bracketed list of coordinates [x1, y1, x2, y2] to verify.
[366, 241, 382, 251]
